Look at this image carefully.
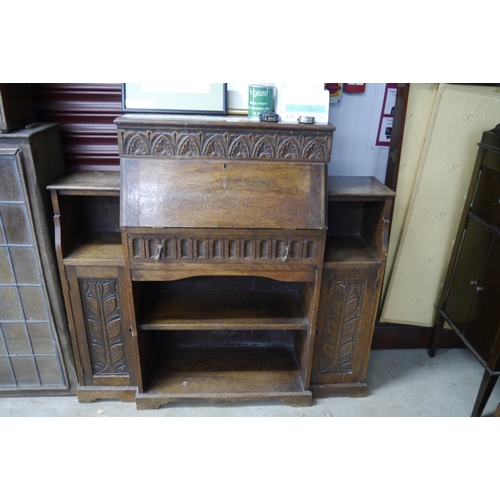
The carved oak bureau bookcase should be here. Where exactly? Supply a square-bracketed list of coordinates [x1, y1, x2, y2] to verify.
[48, 114, 394, 409]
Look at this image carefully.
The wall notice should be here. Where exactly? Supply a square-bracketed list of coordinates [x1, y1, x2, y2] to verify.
[376, 84, 397, 147]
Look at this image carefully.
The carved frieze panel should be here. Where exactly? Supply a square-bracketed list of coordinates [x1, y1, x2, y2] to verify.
[118, 129, 332, 162]
[79, 279, 128, 376]
[129, 234, 320, 264]
[319, 280, 365, 374]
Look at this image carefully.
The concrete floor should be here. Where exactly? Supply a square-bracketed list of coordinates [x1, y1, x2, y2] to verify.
[1, 348, 499, 417]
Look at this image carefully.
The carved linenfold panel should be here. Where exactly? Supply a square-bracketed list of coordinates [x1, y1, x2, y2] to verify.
[79, 279, 128, 376]
[129, 234, 320, 264]
[118, 129, 332, 162]
[319, 280, 365, 374]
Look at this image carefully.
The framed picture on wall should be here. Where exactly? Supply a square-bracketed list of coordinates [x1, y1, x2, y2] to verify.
[122, 83, 227, 115]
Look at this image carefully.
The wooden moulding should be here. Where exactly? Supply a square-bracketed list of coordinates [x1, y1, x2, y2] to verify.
[311, 383, 368, 398]
[114, 114, 335, 163]
[76, 386, 137, 403]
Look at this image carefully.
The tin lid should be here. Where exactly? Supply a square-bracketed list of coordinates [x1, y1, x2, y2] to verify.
[298, 116, 315, 124]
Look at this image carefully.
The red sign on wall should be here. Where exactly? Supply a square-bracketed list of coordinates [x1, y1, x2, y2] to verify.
[376, 83, 397, 147]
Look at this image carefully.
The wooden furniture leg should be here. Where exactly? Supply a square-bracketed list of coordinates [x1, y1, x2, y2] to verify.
[429, 312, 445, 358]
[471, 371, 498, 417]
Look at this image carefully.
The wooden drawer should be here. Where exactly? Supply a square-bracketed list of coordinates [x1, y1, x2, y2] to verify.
[126, 229, 325, 282]
[128, 229, 321, 264]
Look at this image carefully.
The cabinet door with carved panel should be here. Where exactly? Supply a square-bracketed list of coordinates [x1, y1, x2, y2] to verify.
[65, 266, 137, 389]
[311, 266, 379, 396]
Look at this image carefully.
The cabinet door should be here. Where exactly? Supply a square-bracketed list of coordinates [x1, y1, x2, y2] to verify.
[311, 266, 379, 385]
[66, 266, 136, 387]
[470, 163, 500, 229]
[464, 236, 500, 370]
[443, 216, 492, 333]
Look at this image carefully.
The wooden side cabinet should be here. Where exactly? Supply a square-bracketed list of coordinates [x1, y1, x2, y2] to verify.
[311, 177, 395, 397]
[47, 171, 138, 402]
[430, 124, 500, 417]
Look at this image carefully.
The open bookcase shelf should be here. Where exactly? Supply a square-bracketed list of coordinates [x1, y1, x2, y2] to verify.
[136, 344, 308, 409]
[139, 289, 308, 331]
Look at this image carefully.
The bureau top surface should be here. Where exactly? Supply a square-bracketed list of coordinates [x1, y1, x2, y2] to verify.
[115, 113, 336, 133]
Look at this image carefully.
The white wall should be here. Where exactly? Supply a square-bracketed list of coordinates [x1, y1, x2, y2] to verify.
[327, 83, 389, 182]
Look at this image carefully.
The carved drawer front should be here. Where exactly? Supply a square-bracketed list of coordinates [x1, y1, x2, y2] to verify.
[127, 231, 323, 267]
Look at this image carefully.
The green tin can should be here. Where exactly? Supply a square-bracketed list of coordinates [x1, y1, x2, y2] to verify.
[248, 85, 275, 118]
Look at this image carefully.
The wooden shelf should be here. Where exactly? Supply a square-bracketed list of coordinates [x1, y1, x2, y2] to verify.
[139, 290, 308, 331]
[63, 232, 124, 266]
[328, 175, 396, 201]
[324, 235, 380, 265]
[135, 345, 310, 409]
[47, 170, 120, 196]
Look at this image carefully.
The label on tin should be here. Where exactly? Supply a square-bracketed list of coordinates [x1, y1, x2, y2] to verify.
[248, 86, 274, 117]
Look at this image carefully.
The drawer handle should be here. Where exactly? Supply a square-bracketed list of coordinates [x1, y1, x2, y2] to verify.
[476, 286, 484, 292]
[470, 280, 478, 286]
[281, 245, 291, 263]
[155, 244, 163, 262]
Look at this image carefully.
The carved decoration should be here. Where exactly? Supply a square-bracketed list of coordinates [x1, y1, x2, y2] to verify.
[119, 129, 332, 161]
[152, 135, 175, 155]
[228, 135, 251, 158]
[278, 137, 301, 159]
[80, 279, 128, 376]
[319, 280, 364, 374]
[204, 134, 227, 157]
[129, 235, 319, 263]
